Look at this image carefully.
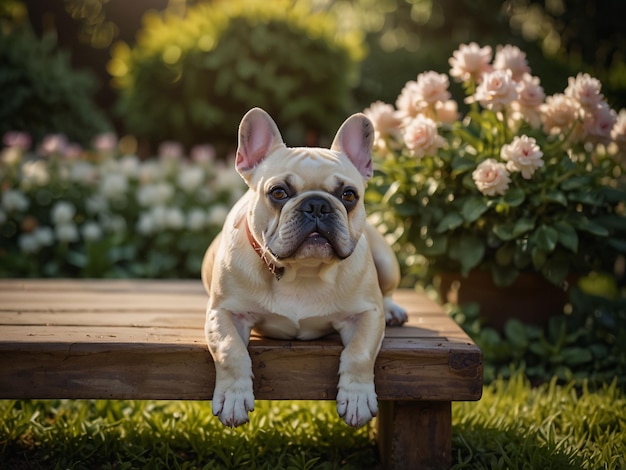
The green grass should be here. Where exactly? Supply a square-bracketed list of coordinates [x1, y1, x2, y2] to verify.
[1, 375, 625, 469]
[452, 375, 626, 469]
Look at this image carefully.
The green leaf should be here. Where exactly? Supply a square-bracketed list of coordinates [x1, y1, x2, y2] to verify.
[581, 220, 610, 237]
[450, 155, 476, 175]
[503, 188, 525, 207]
[548, 316, 567, 345]
[493, 221, 515, 241]
[418, 235, 448, 256]
[514, 217, 535, 236]
[449, 235, 485, 274]
[491, 263, 519, 287]
[560, 175, 591, 191]
[493, 218, 534, 241]
[554, 221, 578, 252]
[435, 212, 464, 233]
[504, 319, 529, 349]
[495, 244, 515, 266]
[541, 256, 569, 286]
[543, 190, 568, 206]
[531, 247, 547, 269]
[534, 225, 559, 252]
[461, 197, 489, 223]
[601, 186, 626, 203]
[561, 347, 593, 366]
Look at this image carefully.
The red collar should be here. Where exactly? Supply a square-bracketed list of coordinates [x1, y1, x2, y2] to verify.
[245, 219, 285, 280]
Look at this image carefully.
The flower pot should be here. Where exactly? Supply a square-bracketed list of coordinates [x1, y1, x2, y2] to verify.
[438, 270, 573, 331]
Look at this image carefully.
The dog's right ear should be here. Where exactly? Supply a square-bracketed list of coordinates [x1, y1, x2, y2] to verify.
[236, 108, 284, 180]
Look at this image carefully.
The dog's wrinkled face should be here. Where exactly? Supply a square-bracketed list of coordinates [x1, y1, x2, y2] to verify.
[235, 108, 374, 267]
[252, 147, 367, 262]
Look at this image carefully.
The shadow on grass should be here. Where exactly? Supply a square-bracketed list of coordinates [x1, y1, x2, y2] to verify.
[0, 400, 380, 470]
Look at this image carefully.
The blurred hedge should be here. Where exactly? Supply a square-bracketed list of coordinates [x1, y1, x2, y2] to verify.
[109, 0, 365, 151]
[0, 27, 110, 146]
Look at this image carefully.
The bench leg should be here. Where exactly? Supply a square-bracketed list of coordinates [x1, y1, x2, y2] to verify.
[377, 400, 451, 470]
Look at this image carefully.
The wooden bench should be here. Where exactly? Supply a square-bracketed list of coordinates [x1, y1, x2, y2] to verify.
[0, 279, 482, 469]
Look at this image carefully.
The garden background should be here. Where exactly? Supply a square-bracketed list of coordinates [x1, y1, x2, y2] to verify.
[1, 0, 625, 468]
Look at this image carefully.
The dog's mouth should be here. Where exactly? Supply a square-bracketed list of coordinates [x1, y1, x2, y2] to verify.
[270, 227, 353, 261]
[290, 230, 334, 258]
[306, 231, 329, 243]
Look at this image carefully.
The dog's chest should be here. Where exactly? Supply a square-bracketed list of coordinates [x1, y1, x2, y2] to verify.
[253, 284, 346, 340]
[253, 313, 336, 340]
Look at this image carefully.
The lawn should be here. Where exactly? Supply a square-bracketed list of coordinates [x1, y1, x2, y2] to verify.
[1, 374, 624, 469]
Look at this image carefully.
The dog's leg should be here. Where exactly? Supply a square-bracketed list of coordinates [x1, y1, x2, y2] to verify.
[334, 308, 385, 428]
[205, 306, 255, 427]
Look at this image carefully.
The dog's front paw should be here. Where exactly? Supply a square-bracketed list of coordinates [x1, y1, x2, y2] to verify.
[336, 382, 378, 428]
[212, 378, 255, 427]
[384, 296, 408, 326]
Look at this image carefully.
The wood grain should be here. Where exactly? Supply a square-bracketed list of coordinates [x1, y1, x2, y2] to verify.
[0, 279, 482, 401]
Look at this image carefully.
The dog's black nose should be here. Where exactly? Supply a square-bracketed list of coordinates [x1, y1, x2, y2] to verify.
[301, 196, 331, 220]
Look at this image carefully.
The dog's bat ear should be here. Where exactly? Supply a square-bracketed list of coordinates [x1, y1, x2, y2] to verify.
[331, 114, 374, 180]
[236, 108, 284, 178]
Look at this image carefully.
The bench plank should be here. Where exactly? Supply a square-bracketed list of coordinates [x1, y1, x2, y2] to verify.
[0, 279, 482, 469]
[0, 279, 482, 402]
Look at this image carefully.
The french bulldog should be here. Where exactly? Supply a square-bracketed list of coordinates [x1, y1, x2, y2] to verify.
[202, 107, 407, 428]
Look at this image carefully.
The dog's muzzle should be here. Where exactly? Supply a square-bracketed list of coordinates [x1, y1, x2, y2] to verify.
[268, 195, 356, 260]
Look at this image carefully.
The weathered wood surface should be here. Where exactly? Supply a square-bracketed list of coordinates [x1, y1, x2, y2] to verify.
[0, 279, 483, 402]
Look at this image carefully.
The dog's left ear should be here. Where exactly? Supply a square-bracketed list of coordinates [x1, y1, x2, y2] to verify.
[331, 113, 374, 180]
[236, 108, 285, 180]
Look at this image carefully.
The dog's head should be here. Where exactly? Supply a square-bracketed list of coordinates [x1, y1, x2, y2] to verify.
[235, 108, 374, 267]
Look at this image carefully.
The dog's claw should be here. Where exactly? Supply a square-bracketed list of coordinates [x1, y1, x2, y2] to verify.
[336, 383, 377, 428]
[384, 297, 408, 326]
[212, 378, 255, 427]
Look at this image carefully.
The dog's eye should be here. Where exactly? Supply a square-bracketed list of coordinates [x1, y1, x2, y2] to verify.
[341, 189, 358, 203]
[269, 187, 289, 201]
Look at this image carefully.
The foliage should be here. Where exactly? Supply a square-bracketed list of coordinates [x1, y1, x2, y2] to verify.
[0, 400, 376, 469]
[365, 43, 626, 288]
[0, 27, 110, 146]
[452, 373, 626, 470]
[0, 133, 244, 279]
[448, 284, 626, 388]
[1, 375, 625, 468]
[109, 0, 364, 150]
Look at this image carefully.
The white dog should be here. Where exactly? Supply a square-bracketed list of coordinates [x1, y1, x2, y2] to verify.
[202, 108, 407, 428]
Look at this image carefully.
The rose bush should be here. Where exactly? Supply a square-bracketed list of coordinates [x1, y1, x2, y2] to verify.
[0, 133, 244, 278]
[365, 43, 626, 288]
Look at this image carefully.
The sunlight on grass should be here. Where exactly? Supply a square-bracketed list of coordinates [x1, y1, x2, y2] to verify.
[452, 374, 626, 469]
[2, 376, 625, 469]
[0, 400, 376, 469]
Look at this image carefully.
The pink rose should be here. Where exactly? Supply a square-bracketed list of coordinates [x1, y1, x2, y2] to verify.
[610, 109, 626, 151]
[565, 73, 604, 111]
[582, 102, 617, 144]
[92, 132, 118, 152]
[541, 93, 580, 136]
[493, 45, 531, 81]
[472, 159, 511, 196]
[501, 136, 544, 179]
[395, 80, 422, 121]
[402, 115, 445, 158]
[473, 70, 518, 111]
[415, 71, 451, 106]
[364, 101, 402, 149]
[3, 131, 32, 150]
[511, 74, 545, 128]
[449, 42, 493, 83]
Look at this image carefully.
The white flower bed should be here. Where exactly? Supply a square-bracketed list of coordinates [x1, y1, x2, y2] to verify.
[0, 134, 245, 278]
